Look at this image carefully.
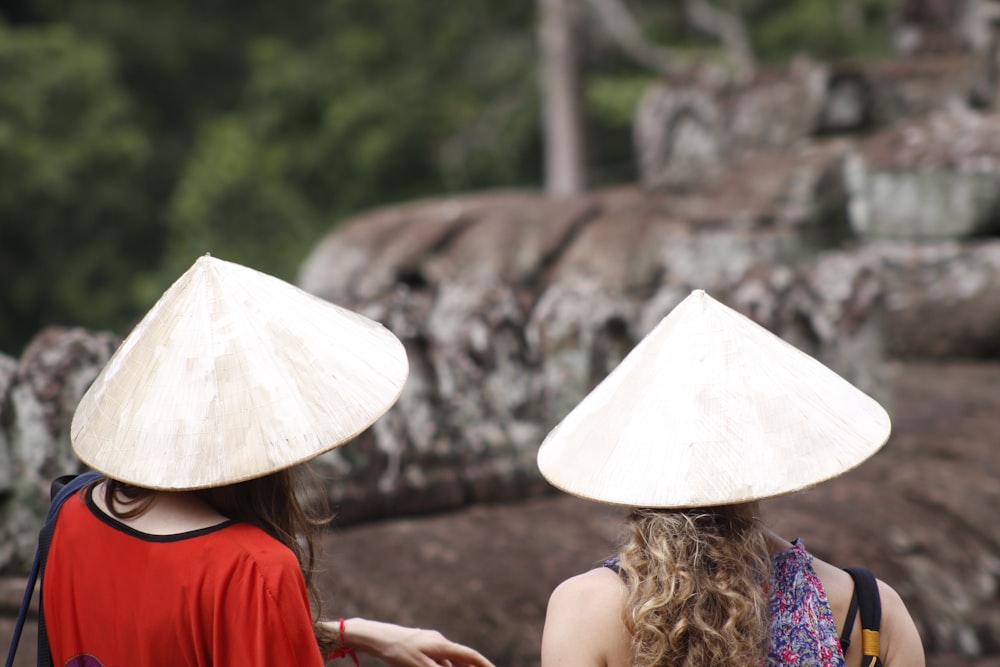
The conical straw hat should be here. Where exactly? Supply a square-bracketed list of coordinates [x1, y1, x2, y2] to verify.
[71, 254, 409, 490]
[536, 289, 890, 508]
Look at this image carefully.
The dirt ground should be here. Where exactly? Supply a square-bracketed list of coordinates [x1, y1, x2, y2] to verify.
[4, 361, 1000, 666]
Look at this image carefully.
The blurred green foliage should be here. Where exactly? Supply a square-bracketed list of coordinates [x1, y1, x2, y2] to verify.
[0, 24, 153, 351]
[745, 0, 894, 60]
[165, 3, 540, 279]
[0, 0, 893, 355]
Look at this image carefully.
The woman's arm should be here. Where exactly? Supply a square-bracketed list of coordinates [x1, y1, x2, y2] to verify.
[320, 617, 496, 667]
[878, 580, 926, 667]
[541, 568, 630, 667]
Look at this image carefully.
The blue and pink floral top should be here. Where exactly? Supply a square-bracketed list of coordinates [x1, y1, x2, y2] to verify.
[767, 538, 846, 666]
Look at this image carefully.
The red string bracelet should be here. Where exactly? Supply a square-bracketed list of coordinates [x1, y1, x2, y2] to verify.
[325, 617, 360, 666]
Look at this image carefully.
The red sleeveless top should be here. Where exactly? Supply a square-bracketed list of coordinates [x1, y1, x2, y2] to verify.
[43, 486, 325, 667]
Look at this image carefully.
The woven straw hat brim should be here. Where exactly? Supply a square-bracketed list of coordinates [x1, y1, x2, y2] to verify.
[71, 255, 409, 490]
[536, 289, 891, 508]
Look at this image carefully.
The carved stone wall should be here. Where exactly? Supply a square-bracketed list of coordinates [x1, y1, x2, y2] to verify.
[0, 329, 117, 572]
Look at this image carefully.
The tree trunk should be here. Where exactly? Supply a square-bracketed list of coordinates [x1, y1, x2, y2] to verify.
[538, 0, 587, 197]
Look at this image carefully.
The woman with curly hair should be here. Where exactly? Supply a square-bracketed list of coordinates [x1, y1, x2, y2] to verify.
[538, 289, 924, 666]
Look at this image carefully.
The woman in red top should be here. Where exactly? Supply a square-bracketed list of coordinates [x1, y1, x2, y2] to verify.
[45, 254, 495, 667]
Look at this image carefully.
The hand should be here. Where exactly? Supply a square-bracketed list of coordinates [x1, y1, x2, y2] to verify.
[326, 618, 497, 667]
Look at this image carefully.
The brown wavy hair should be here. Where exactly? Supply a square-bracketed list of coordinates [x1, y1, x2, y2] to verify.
[616, 504, 772, 666]
[100, 466, 336, 651]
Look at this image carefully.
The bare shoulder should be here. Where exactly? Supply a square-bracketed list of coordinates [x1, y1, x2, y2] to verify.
[877, 578, 926, 667]
[549, 567, 625, 608]
[809, 553, 924, 666]
[808, 555, 857, 620]
[545, 567, 626, 636]
[542, 567, 629, 667]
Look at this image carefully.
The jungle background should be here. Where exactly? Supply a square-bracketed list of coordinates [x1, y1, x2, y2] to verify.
[0, 0, 898, 357]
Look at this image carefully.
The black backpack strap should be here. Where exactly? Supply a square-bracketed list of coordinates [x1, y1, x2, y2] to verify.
[844, 566, 884, 667]
[4, 471, 102, 667]
[5, 545, 41, 667]
[839, 586, 860, 652]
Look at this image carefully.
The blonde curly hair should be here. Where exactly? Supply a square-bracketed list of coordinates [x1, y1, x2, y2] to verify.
[617, 504, 772, 666]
